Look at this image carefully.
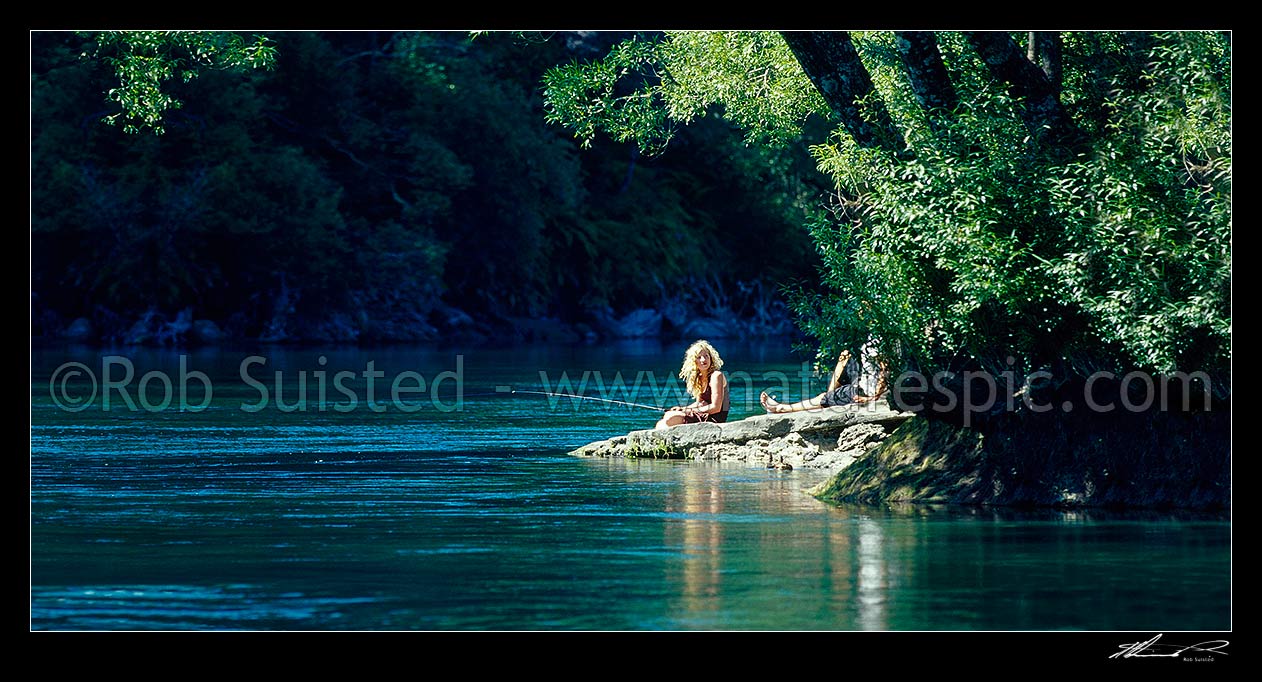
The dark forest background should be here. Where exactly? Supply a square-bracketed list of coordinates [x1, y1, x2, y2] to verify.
[32, 31, 828, 345]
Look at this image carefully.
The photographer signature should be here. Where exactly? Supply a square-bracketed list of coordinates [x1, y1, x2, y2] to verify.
[1110, 634, 1229, 659]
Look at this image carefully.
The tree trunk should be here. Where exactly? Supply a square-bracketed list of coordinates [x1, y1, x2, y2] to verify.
[893, 32, 958, 125]
[779, 31, 901, 152]
[963, 31, 1075, 145]
[1027, 32, 1062, 90]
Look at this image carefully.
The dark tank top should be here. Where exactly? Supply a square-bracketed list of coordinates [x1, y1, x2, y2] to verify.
[697, 379, 730, 423]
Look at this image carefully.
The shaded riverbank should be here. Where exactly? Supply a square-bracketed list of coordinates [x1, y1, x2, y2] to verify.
[33, 286, 801, 347]
[813, 409, 1230, 511]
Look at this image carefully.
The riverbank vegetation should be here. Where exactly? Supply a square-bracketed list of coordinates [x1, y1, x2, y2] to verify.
[32, 30, 1231, 387]
[32, 31, 827, 344]
[544, 31, 1230, 389]
[544, 30, 1230, 509]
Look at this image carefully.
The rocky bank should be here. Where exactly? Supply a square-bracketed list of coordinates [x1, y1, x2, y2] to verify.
[570, 405, 914, 470]
[813, 408, 1230, 510]
[570, 400, 1230, 511]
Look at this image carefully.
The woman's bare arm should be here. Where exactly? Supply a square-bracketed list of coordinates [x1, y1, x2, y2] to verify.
[693, 372, 728, 415]
[668, 397, 702, 412]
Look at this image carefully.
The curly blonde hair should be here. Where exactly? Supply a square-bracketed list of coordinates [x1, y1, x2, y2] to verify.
[678, 339, 724, 399]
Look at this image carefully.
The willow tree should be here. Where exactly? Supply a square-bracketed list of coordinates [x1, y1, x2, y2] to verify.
[82, 31, 278, 134]
[543, 31, 1231, 393]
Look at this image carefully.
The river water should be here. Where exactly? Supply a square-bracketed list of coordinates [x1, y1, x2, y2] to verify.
[30, 341, 1230, 630]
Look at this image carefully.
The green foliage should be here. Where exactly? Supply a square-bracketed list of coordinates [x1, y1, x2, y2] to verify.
[658, 31, 827, 145]
[544, 31, 828, 153]
[85, 31, 277, 134]
[33, 36, 352, 320]
[798, 31, 1230, 377]
[544, 36, 675, 153]
[851, 31, 935, 148]
[543, 30, 1231, 381]
[625, 436, 684, 459]
[32, 31, 820, 338]
[1045, 32, 1231, 373]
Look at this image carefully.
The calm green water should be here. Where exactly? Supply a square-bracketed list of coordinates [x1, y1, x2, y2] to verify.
[30, 342, 1230, 630]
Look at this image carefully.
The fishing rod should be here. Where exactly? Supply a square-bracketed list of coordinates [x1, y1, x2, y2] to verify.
[508, 390, 665, 412]
[460, 389, 666, 412]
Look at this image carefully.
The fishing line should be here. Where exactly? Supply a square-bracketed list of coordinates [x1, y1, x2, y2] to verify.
[460, 389, 665, 411]
[508, 389, 664, 412]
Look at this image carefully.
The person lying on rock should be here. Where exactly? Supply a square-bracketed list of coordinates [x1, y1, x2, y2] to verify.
[760, 341, 888, 413]
[657, 339, 731, 428]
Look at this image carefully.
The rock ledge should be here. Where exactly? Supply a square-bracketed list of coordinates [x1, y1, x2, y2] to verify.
[570, 406, 913, 470]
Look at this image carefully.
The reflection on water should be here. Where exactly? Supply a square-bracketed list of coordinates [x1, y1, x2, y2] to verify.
[660, 467, 892, 630]
[857, 519, 887, 631]
[669, 465, 725, 621]
[31, 343, 1230, 630]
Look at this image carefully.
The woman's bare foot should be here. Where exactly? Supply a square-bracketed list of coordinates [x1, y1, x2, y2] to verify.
[760, 391, 785, 414]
